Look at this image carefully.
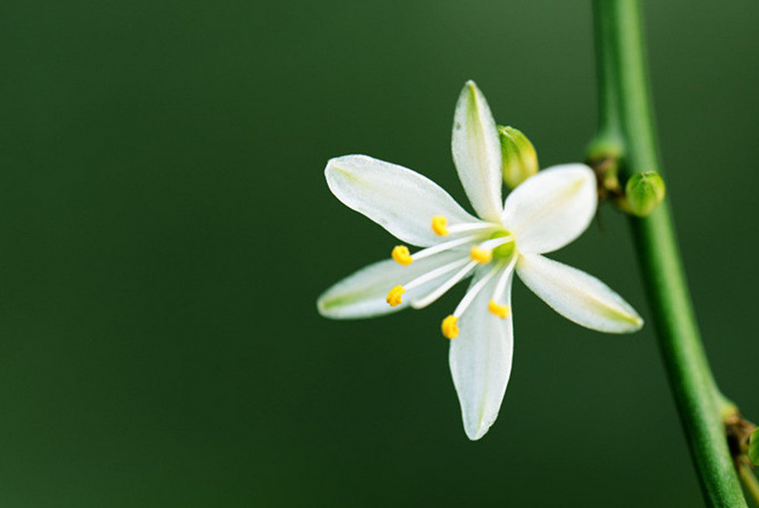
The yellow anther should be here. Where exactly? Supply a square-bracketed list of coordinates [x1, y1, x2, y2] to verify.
[386, 285, 406, 307]
[431, 216, 449, 236]
[488, 300, 511, 319]
[470, 245, 493, 264]
[441, 315, 459, 339]
[391, 245, 413, 266]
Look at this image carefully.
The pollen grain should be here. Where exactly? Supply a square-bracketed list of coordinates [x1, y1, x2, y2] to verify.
[441, 315, 459, 339]
[431, 216, 449, 236]
[470, 245, 492, 264]
[488, 300, 511, 319]
[391, 245, 413, 266]
[386, 286, 406, 307]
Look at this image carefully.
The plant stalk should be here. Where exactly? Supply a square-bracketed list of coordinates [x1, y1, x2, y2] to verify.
[590, 1, 746, 506]
[739, 465, 759, 506]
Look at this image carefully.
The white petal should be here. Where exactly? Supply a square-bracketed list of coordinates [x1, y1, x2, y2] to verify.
[317, 251, 467, 319]
[516, 254, 644, 333]
[502, 164, 597, 254]
[451, 81, 503, 222]
[325, 155, 481, 247]
[450, 266, 514, 440]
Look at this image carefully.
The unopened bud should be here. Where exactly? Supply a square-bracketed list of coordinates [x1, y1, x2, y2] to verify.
[498, 126, 538, 189]
[625, 171, 666, 217]
[750, 428, 759, 466]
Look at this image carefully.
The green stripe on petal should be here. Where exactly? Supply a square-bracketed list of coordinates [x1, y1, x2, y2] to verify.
[450, 266, 515, 440]
[325, 155, 481, 247]
[451, 81, 504, 222]
[516, 253, 643, 333]
[318, 251, 467, 320]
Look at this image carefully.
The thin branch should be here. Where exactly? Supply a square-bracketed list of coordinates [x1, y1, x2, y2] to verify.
[589, 1, 746, 506]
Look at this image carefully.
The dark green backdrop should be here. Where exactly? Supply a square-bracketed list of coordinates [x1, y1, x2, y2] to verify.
[0, 1, 756, 506]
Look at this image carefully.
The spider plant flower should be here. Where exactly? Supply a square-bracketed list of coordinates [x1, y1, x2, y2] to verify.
[317, 81, 643, 440]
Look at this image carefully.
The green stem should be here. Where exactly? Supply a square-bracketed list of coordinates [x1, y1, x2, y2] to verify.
[588, 1, 623, 159]
[739, 465, 759, 506]
[590, 1, 746, 507]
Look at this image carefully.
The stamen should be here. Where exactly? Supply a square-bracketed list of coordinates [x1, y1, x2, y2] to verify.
[386, 285, 406, 307]
[441, 315, 459, 339]
[412, 261, 477, 309]
[492, 255, 518, 302]
[489, 256, 519, 314]
[452, 264, 501, 318]
[411, 235, 479, 261]
[403, 258, 470, 291]
[467, 235, 512, 264]
[431, 216, 449, 236]
[447, 223, 497, 235]
[488, 300, 511, 319]
[477, 235, 513, 252]
[391, 245, 413, 266]
[469, 245, 492, 264]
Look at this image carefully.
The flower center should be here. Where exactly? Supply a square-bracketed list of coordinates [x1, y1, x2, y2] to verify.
[489, 230, 515, 259]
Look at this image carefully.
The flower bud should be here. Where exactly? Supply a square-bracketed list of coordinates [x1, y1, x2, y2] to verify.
[498, 126, 538, 189]
[625, 171, 666, 217]
[750, 427, 759, 466]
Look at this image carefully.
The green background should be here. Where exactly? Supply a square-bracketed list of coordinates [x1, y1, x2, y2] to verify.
[0, 1, 756, 506]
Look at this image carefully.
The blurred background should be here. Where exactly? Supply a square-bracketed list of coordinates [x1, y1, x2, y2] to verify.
[0, 1, 756, 506]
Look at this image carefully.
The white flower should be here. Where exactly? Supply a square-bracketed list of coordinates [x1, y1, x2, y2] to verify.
[317, 81, 643, 440]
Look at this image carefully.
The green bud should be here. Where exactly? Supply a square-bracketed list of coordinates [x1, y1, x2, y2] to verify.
[625, 171, 666, 217]
[498, 126, 538, 189]
[750, 427, 759, 466]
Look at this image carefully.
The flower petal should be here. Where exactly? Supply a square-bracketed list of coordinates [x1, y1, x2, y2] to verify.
[451, 81, 503, 222]
[325, 155, 481, 247]
[317, 251, 467, 319]
[502, 164, 597, 254]
[450, 266, 514, 440]
[516, 254, 644, 333]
